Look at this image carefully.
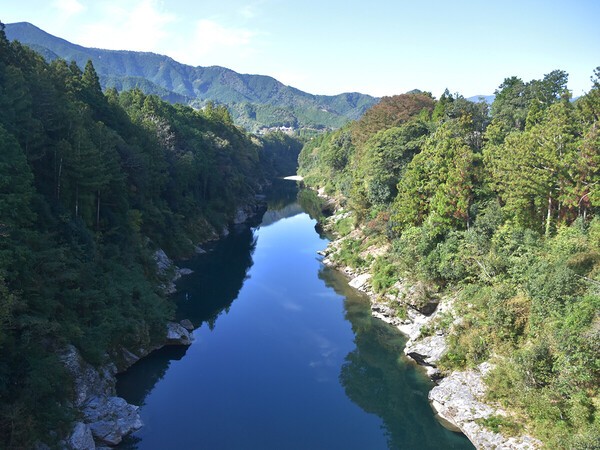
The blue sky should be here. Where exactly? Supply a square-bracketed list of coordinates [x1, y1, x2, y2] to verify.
[2, 0, 599, 98]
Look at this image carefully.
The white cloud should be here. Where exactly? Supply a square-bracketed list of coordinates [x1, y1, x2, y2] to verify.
[53, 0, 85, 18]
[193, 19, 256, 56]
[168, 19, 260, 67]
[76, 0, 176, 52]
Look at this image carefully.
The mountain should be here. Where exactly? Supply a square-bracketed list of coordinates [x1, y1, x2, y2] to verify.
[467, 94, 495, 104]
[5, 22, 378, 132]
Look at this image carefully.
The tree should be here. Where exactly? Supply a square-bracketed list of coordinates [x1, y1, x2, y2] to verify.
[484, 101, 581, 233]
[391, 120, 477, 234]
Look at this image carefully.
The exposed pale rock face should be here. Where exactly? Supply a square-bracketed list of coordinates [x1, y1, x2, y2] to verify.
[154, 249, 173, 274]
[404, 334, 448, 367]
[166, 321, 194, 345]
[429, 363, 542, 450]
[60, 345, 142, 448]
[67, 422, 95, 450]
[319, 228, 541, 449]
[83, 397, 143, 446]
[349, 273, 371, 290]
[60, 345, 116, 406]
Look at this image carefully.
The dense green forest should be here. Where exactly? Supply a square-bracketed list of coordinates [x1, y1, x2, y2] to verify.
[5, 22, 378, 133]
[299, 71, 600, 448]
[0, 22, 302, 447]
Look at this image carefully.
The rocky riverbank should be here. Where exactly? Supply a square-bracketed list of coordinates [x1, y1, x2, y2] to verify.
[318, 208, 541, 449]
[58, 317, 195, 449]
[58, 200, 267, 449]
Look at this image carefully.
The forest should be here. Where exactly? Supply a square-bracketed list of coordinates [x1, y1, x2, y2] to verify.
[0, 23, 301, 447]
[298, 70, 600, 448]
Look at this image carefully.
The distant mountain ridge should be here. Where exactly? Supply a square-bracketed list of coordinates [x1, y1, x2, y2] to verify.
[5, 21, 379, 132]
[467, 94, 495, 104]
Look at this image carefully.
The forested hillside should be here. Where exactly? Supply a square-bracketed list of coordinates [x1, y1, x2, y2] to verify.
[299, 71, 600, 448]
[0, 22, 300, 447]
[5, 22, 378, 133]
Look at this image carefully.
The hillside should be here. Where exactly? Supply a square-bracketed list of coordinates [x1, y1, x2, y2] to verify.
[5, 22, 378, 132]
[298, 71, 600, 449]
[0, 23, 307, 446]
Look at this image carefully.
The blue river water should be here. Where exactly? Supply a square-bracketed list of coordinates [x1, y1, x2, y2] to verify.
[116, 180, 473, 450]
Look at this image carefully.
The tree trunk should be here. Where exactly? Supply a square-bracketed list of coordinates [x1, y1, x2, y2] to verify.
[96, 190, 100, 231]
[545, 192, 552, 236]
[57, 157, 63, 200]
[75, 185, 79, 217]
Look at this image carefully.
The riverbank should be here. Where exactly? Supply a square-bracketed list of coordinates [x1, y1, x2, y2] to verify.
[58, 199, 267, 449]
[316, 197, 541, 449]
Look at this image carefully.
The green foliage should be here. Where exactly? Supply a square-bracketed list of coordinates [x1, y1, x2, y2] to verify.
[478, 415, 522, 436]
[334, 216, 354, 237]
[298, 66, 600, 447]
[334, 239, 366, 268]
[256, 132, 303, 177]
[0, 28, 272, 447]
[5, 22, 378, 132]
[371, 258, 398, 293]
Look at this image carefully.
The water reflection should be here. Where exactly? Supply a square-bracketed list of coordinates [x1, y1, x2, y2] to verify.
[117, 180, 303, 409]
[319, 268, 472, 450]
[117, 346, 188, 407]
[172, 225, 258, 330]
[117, 180, 473, 449]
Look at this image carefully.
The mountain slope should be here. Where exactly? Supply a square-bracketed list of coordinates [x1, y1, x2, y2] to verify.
[5, 22, 378, 131]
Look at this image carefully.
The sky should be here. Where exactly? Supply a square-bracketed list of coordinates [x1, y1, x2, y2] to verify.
[2, 0, 599, 98]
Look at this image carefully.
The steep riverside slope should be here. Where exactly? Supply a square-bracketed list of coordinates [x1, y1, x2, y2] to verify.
[317, 205, 541, 450]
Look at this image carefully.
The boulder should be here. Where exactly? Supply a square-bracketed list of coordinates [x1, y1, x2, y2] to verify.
[84, 396, 142, 446]
[178, 268, 194, 276]
[348, 273, 371, 290]
[67, 422, 95, 450]
[429, 363, 542, 449]
[153, 249, 173, 274]
[401, 281, 439, 315]
[166, 322, 194, 345]
[233, 206, 250, 224]
[180, 319, 194, 331]
[60, 345, 116, 407]
[404, 334, 448, 367]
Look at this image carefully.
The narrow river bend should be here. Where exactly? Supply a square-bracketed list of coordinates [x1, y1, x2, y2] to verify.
[117, 180, 473, 450]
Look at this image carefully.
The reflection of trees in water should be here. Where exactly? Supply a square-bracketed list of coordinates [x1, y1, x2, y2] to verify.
[117, 180, 301, 420]
[117, 346, 189, 407]
[297, 188, 328, 222]
[319, 267, 473, 450]
[266, 178, 301, 210]
[174, 225, 258, 330]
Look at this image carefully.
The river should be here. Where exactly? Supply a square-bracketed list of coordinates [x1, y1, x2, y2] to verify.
[116, 180, 474, 450]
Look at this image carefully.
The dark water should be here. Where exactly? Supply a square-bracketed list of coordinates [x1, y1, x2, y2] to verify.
[117, 180, 473, 450]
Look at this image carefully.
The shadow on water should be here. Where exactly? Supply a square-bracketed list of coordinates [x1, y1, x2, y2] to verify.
[116, 346, 189, 408]
[319, 268, 474, 450]
[117, 179, 304, 409]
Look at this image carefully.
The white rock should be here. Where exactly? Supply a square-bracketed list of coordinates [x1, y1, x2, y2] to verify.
[153, 249, 173, 274]
[84, 397, 142, 446]
[166, 322, 194, 345]
[404, 334, 448, 366]
[67, 422, 95, 450]
[349, 273, 371, 290]
[429, 364, 542, 449]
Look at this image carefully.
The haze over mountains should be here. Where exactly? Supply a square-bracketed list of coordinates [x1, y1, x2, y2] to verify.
[5, 22, 379, 132]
